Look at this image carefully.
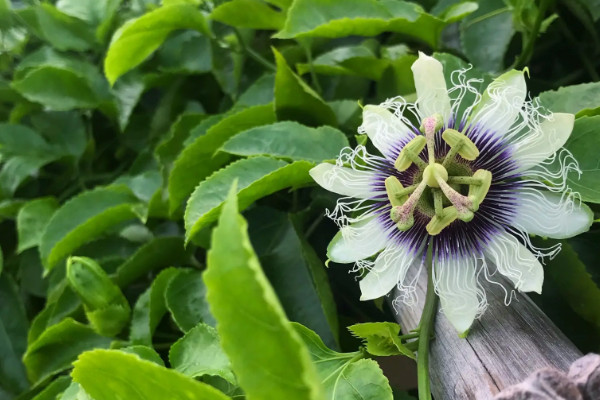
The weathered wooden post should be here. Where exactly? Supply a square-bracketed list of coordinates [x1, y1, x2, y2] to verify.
[393, 267, 582, 399]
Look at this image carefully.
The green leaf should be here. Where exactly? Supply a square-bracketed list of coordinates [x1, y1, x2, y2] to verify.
[157, 31, 212, 74]
[205, 185, 324, 400]
[118, 345, 164, 366]
[112, 72, 146, 131]
[185, 157, 315, 243]
[168, 103, 276, 214]
[348, 322, 415, 358]
[55, 0, 121, 26]
[0, 275, 29, 396]
[460, 0, 514, 72]
[72, 350, 231, 400]
[17, 4, 96, 51]
[273, 48, 337, 127]
[563, 116, 600, 203]
[297, 44, 390, 81]
[211, 0, 285, 30]
[293, 323, 393, 400]
[40, 186, 142, 271]
[247, 207, 338, 348]
[104, 4, 211, 84]
[29, 111, 88, 159]
[165, 269, 215, 332]
[155, 112, 206, 165]
[538, 82, 600, 118]
[16, 197, 58, 253]
[234, 73, 275, 108]
[545, 240, 600, 329]
[66, 257, 130, 336]
[113, 236, 190, 287]
[221, 121, 348, 162]
[130, 267, 180, 345]
[30, 375, 71, 400]
[274, 0, 445, 48]
[169, 323, 235, 383]
[0, 157, 52, 197]
[24, 318, 111, 385]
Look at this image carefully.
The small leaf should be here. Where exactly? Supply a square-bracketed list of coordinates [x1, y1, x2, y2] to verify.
[221, 121, 348, 162]
[72, 350, 230, 400]
[348, 322, 415, 358]
[24, 318, 111, 385]
[113, 236, 191, 288]
[184, 157, 315, 243]
[293, 323, 393, 400]
[118, 345, 164, 366]
[273, 48, 337, 127]
[204, 185, 324, 400]
[104, 4, 211, 84]
[168, 103, 276, 214]
[40, 186, 142, 271]
[165, 269, 215, 332]
[130, 268, 180, 345]
[169, 323, 235, 383]
[66, 257, 130, 336]
[16, 197, 58, 253]
[563, 116, 600, 203]
[30, 375, 71, 400]
[211, 0, 285, 30]
[538, 82, 600, 118]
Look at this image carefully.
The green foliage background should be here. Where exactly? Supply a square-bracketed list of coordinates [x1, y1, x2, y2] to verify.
[0, 0, 599, 399]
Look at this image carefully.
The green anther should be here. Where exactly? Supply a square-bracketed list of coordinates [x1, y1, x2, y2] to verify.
[385, 176, 408, 206]
[457, 208, 474, 222]
[426, 206, 458, 235]
[423, 163, 448, 188]
[468, 169, 492, 211]
[390, 206, 414, 231]
[395, 135, 427, 171]
[442, 129, 480, 161]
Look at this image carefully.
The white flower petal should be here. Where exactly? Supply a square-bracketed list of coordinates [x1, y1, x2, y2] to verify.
[309, 163, 382, 199]
[411, 52, 451, 121]
[484, 231, 543, 294]
[513, 188, 593, 239]
[359, 245, 420, 301]
[513, 113, 575, 172]
[470, 69, 526, 136]
[434, 256, 483, 335]
[359, 105, 414, 159]
[327, 216, 389, 264]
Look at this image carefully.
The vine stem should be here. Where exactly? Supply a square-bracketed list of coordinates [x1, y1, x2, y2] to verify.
[513, 0, 550, 69]
[417, 245, 438, 400]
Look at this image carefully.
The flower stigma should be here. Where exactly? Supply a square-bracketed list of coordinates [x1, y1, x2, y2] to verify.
[386, 114, 492, 236]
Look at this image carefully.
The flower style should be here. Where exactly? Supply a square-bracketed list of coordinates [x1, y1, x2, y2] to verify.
[309, 52, 593, 335]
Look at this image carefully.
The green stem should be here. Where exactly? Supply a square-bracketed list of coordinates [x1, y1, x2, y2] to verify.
[233, 29, 276, 72]
[399, 332, 420, 340]
[513, 0, 550, 69]
[417, 247, 438, 400]
[301, 40, 323, 95]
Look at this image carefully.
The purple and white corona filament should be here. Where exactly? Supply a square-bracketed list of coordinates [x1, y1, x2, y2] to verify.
[309, 53, 593, 335]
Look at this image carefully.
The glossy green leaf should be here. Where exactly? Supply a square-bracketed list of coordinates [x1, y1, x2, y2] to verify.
[66, 257, 130, 336]
[563, 116, 600, 203]
[211, 0, 285, 30]
[16, 197, 58, 253]
[29, 111, 88, 159]
[30, 375, 71, 400]
[39, 186, 142, 270]
[17, 4, 95, 52]
[0, 275, 29, 396]
[221, 121, 348, 162]
[72, 350, 231, 400]
[169, 323, 234, 383]
[460, 0, 514, 72]
[247, 207, 338, 347]
[538, 82, 600, 117]
[348, 322, 415, 358]
[274, 0, 444, 48]
[118, 345, 164, 366]
[293, 323, 393, 400]
[185, 157, 315, 243]
[130, 268, 180, 345]
[155, 112, 206, 165]
[113, 236, 190, 287]
[56, 0, 121, 27]
[273, 48, 337, 127]
[157, 31, 212, 74]
[112, 72, 146, 131]
[205, 185, 324, 400]
[104, 4, 211, 84]
[24, 318, 111, 385]
[234, 73, 275, 108]
[168, 104, 276, 213]
[165, 269, 215, 332]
